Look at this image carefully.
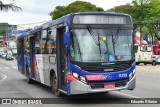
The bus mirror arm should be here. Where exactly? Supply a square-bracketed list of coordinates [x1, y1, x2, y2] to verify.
[64, 32, 69, 46]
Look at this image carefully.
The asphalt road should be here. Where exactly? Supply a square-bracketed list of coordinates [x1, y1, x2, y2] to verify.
[0, 59, 160, 107]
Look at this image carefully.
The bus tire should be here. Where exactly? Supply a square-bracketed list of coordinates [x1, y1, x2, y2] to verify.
[136, 62, 140, 65]
[26, 67, 33, 84]
[152, 61, 156, 66]
[52, 74, 62, 97]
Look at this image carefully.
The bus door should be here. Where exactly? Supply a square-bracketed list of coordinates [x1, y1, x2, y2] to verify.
[30, 36, 36, 79]
[57, 27, 67, 88]
[20, 40, 25, 74]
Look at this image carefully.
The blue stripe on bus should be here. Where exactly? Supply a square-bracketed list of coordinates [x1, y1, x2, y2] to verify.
[70, 63, 135, 81]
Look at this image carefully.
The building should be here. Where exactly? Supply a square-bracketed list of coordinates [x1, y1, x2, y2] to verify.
[0, 23, 18, 47]
[0, 23, 8, 47]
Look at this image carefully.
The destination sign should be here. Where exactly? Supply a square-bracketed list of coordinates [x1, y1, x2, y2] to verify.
[73, 15, 128, 24]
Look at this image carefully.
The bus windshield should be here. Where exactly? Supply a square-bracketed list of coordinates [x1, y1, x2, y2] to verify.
[70, 28, 133, 62]
[140, 45, 152, 52]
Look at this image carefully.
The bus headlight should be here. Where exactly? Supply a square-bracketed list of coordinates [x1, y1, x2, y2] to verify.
[129, 72, 133, 80]
[72, 72, 87, 84]
[129, 69, 136, 80]
[133, 69, 136, 75]
[80, 76, 86, 84]
[72, 72, 79, 79]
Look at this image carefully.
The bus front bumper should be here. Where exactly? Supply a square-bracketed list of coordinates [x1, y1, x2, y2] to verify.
[70, 75, 136, 95]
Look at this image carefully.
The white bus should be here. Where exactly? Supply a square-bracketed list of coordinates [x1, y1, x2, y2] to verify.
[135, 44, 153, 65]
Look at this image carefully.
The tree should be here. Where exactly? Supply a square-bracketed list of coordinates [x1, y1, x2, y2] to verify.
[50, 1, 104, 20]
[107, 0, 160, 37]
[26, 28, 33, 31]
[0, 0, 21, 12]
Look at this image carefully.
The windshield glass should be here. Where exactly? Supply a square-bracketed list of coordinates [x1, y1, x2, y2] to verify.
[7, 54, 12, 57]
[70, 29, 133, 62]
[140, 45, 152, 52]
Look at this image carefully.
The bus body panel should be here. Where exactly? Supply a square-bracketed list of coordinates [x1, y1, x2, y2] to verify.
[70, 75, 136, 94]
[135, 44, 152, 64]
[68, 63, 136, 95]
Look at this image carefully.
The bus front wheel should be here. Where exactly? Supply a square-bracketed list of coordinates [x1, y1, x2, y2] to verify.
[52, 75, 62, 97]
[152, 61, 156, 66]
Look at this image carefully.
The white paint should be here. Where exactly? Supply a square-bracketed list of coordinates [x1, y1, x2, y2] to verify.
[36, 55, 44, 84]
[0, 72, 7, 80]
[113, 91, 141, 98]
[13, 67, 17, 69]
[4, 67, 9, 69]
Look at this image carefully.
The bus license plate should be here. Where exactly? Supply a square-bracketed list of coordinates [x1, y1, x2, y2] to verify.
[104, 84, 115, 88]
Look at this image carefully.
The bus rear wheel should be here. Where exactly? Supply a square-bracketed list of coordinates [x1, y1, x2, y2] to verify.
[52, 75, 62, 97]
[144, 63, 147, 65]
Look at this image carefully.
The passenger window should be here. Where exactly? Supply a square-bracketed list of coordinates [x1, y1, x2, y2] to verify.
[34, 33, 41, 54]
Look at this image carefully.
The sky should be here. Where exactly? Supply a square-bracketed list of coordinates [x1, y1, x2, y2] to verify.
[0, 0, 132, 29]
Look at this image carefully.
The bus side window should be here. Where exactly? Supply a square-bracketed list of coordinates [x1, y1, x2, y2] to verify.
[34, 33, 41, 54]
[41, 26, 56, 54]
[24, 36, 30, 54]
[48, 26, 56, 54]
[42, 30, 47, 54]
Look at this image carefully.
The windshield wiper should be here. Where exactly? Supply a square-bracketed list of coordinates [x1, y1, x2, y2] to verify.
[97, 32, 101, 54]
[87, 26, 102, 54]
[87, 26, 99, 46]
[111, 27, 121, 55]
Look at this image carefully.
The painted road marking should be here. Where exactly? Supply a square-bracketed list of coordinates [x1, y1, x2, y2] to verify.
[113, 91, 141, 98]
[13, 67, 17, 69]
[4, 67, 9, 69]
[0, 72, 7, 80]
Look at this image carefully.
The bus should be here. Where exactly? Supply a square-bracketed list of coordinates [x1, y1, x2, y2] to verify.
[17, 12, 136, 96]
[135, 44, 153, 65]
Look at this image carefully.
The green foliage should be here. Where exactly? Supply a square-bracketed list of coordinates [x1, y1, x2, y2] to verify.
[50, 1, 104, 20]
[96, 7, 104, 12]
[107, 0, 160, 37]
[50, 6, 67, 20]
[26, 28, 33, 31]
[0, 0, 21, 12]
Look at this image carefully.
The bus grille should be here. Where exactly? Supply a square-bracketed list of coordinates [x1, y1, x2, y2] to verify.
[83, 63, 131, 72]
[88, 79, 128, 89]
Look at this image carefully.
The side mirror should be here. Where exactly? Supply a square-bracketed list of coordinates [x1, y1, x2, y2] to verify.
[64, 32, 69, 45]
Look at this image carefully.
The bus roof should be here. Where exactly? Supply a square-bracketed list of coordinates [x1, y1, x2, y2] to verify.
[72, 12, 126, 15]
